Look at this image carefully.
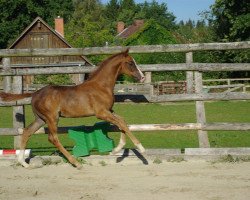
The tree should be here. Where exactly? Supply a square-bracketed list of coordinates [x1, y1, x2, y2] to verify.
[65, 0, 113, 65]
[0, 0, 74, 48]
[196, 20, 206, 28]
[136, 0, 176, 29]
[210, 0, 250, 41]
[123, 20, 184, 82]
[105, 0, 120, 21]
[120, 0, 136, 10]
[209, 0, 250, 78]
[104, 0, 176, 30]
[116, 0, 138, 25]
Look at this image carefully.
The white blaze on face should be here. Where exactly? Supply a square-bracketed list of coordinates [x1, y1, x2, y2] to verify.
[132, 58, 145, 82]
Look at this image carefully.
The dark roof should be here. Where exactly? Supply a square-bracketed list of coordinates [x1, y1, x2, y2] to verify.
[9, 17, 70, 48]
[116, 20, 144, 39]
[8, 17, 92, 65]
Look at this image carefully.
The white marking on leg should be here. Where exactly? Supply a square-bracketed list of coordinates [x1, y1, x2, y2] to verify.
[18, 150, 29, 168]
[110, 138, 126, 155]
[136, 143, 145, 153]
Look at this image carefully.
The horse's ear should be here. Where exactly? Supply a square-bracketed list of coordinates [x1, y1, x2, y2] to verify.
[123, 48, 130, 56]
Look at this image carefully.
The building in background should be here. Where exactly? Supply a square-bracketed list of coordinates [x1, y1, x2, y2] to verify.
[9, 16, 92, 85]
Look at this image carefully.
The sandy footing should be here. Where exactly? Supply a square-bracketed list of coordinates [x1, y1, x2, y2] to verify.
[0, 156, 249, 200]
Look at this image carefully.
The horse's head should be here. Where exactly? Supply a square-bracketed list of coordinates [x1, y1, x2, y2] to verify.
[120, 49, 145, 83]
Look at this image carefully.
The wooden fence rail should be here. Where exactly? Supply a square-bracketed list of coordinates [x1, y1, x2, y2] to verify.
[1, 92, 250, 107]
[1, 63, 250, 76]
[0, 41, 250, 150]
[0, 41, 249, 57]
[1, 123, 250, 136]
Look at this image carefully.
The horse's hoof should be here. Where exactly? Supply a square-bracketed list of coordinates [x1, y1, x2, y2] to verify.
[75, 163, 83, 170]
[109, 151, 116, 156]
[19, 161, 30, 169]
[110, 148, 121, 155]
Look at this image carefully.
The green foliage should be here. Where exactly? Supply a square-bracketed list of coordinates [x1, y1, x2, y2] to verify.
[135, 0, 176, 29]
[202, 0, 250, 79]
[208, 0, 250, 77]
[0, 0, 74, 48]
[175, 19, 231, 80]
[34, 74, 72, 85]
[122, 20, 185, 82]
[117, 0, 137, 24]
[105, 0, 120, 22]
[103, 0, 176, 32]
[176, 21, 215, 43]
[210, 0, 250, 42]
[176, 1, 250, 79]
[65, 15, 113, 48]
[1, 0, 248, 82]
[120, 0, 136, 9]
[65, 0, 113, 48]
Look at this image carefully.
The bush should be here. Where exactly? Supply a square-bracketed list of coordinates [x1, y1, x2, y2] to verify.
[34, 74, 72, 85]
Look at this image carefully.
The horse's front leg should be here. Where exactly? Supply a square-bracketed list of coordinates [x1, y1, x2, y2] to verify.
[111, 113, 126, 154]
[97, 111, 145, 154]
[111, 132, 126, 155]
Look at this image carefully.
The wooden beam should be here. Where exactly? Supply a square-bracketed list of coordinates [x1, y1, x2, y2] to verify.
[1, 63, 250, 76]
[1, 92, 250, 107]
[32, 123, 250, 133]
[0, 128, 17, 135]
[15, 66, 97, 75]
[2, 58, 11, 92]
[194, 71, 210, 148]
[185, 148, 250, 155]
[205, 123, 250, 131]
[1, 123, 250, 136]
[186, 52, 194, 94]
[0, 41, 249, 57]
[147, 92, 250, 102]
[12, 75, 24, 149]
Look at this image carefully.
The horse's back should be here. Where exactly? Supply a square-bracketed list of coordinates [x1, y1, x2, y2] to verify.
[31, 85, 77, 116]
[31, 83, 114, 118]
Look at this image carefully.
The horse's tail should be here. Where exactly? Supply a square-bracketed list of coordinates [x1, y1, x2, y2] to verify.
[0, 92, 32, 102]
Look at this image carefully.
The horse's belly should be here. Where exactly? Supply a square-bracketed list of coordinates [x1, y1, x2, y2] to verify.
[59, 98, 95, 118]
[60, 106, 94, 118]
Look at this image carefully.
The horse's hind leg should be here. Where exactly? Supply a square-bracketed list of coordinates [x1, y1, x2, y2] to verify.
[46, 119, 82, 169]
[18, 117, 45, 168]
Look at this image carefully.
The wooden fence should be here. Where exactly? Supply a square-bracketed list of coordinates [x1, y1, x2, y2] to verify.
[0, 41, 250, 150]
[203, 78, 250, 93]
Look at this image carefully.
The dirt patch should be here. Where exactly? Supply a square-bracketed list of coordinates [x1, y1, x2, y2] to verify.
[0, 158, 249, 200]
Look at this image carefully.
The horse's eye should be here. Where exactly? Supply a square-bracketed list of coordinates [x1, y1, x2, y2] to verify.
[127, 62, 135, 70]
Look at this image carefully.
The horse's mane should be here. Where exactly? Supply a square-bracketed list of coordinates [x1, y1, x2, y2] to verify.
[87, 51, 127, 80]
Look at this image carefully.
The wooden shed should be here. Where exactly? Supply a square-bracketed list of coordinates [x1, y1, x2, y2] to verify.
[8, 16, 92, 84]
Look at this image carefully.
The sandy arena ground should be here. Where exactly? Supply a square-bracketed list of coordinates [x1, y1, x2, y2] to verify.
[0, 157, 249, 200]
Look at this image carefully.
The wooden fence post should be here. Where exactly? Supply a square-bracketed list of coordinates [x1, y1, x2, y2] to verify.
[186, 52, 194, 94]
[145, 72, 152, 84]
[3, 58, 11, 92]
[195, 70, 210, 148]
[12, 75, 25, 149]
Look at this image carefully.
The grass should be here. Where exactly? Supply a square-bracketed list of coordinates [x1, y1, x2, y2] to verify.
[0, 101, 250, 155]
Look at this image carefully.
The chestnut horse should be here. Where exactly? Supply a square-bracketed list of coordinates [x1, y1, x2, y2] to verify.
[0, 49, 145, 169]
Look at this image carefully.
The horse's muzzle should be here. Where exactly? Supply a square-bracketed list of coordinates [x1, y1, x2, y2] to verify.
[140, 76, 145, 83]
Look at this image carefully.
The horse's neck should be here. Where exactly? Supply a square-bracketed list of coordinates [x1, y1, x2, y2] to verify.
[87, 60, 121, 89]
